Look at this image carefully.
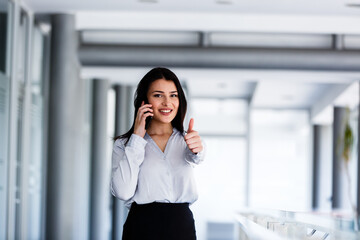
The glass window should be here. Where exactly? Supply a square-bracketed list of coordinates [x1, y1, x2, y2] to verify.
[192, 137, 247, 240]
[26, 26, 45, 240]
[0, 71, 9, 240]
[14, 9, 29, 240]
[0, 1, 10, 239]
[249, 109, 311, 211]
[189, 98, 248, 240]
[190, 98, 248, 135]
[348, 106, 358, 210]
[0, 0, 8, 73]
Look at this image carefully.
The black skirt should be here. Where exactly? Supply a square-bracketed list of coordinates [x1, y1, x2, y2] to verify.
[123, 202, 196, 240]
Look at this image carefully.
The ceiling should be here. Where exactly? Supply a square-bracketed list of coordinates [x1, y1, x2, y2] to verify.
[24, 0, 360, 16]
[82, 67, 359, 117]
[23, 0, 360, 124]
[24, 0, 360, 34]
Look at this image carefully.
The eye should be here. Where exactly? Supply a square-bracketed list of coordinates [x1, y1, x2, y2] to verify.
[171, 94, 178, 98]
[153, 94, 162, 98]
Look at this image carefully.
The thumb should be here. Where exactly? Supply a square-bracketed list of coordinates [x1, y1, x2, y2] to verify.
[187, 118, 194, 133]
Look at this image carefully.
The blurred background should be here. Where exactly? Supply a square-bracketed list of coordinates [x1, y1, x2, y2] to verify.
[0, 0, 359, 239]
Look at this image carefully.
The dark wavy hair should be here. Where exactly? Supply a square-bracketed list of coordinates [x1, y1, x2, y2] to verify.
[115, 67, 187, 144]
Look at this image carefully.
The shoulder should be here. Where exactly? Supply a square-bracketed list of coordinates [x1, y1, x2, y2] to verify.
[114, 137, 126, 148]
[173, 128, 185, 138]
[172, 128, 187, 147]
[114, 136, 135, 148]
[116, 134, 148, 149]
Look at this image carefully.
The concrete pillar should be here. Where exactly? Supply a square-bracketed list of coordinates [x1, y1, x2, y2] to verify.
[89, 79, 111, 240]
[312, 125, 320, 209]
[112, 85, 133, 240]
[357, 82, 360, 219]
[332, 107, 347, 209]
[46, 14, 87, 240]
[312, 125, 333, 211]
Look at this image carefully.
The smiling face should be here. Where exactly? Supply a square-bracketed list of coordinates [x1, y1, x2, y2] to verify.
[147, 78, 179, 125]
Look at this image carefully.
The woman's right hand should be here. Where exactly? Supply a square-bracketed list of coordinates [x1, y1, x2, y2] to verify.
[133, 101, 154, 138]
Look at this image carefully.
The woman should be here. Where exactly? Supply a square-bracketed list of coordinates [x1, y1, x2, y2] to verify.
[111, 67, 205, 240]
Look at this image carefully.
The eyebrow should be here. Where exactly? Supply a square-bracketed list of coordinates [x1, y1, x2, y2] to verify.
[152, 90, 178, 93]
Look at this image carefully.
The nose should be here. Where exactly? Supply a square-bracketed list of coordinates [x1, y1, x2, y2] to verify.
[162, 96, 170, 106]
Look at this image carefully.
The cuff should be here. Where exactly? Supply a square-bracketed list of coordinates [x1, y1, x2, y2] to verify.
[127, 134, 148, 149]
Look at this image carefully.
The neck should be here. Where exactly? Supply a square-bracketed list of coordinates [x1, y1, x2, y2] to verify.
[147, 121, 173, 135]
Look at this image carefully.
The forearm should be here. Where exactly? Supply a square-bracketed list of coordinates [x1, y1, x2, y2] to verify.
[185, 141, 206, 165]
[110, 134, 147, 201]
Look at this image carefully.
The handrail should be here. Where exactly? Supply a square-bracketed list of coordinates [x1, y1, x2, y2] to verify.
[236, 214, 287, 240]
[236, 209, 360, 240]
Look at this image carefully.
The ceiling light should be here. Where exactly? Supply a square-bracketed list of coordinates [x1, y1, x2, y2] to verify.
[216, 0, 233, 4]
[81, 30, 199, 46]
[346, 3, 360, 7]
[139, 0, 158, 3]
[210, 32, 333, 49]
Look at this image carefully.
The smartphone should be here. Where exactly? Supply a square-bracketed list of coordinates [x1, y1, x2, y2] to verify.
[145, 100, 152, 129]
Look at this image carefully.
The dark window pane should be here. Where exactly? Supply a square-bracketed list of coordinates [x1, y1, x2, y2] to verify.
[0, 12, 7, 73]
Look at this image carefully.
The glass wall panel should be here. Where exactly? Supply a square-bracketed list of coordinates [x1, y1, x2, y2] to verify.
[250, 109, 311, 211]
[0, 74, 9, 239]
[0, 1, 8, 73]
[189, 98, 248, 240]
[192, 137, 246, 240]
[0, 1, 10, 238]
[14, 9, 29, 239]
[26, 26, 45, 240]
[190, 98, 247, 135]
[347, 104, 358, 211]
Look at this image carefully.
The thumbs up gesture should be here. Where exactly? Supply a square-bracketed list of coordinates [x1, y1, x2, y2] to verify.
[184, 118, 203, 154]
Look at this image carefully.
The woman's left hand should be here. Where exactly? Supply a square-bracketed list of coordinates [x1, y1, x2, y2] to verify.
[184, 118, 203, 154]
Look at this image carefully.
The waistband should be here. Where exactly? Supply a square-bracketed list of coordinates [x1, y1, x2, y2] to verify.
[131, 202, 189, 210]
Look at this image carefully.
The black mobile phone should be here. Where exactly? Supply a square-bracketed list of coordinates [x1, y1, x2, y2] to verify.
[145, 101, 152, 129]
[145, 115, 152, 129]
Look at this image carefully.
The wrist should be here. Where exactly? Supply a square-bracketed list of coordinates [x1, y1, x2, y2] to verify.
[133, 131, 145, 138]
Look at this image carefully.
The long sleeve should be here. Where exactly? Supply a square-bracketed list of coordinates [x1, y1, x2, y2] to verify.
[185, 140, 206, 165]
[110, 134, 147, 201]
[111, 129, 202, 208]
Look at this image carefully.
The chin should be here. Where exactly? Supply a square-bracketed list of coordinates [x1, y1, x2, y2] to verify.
[161, 118, 175, 124]
[155, 115, 176, 124]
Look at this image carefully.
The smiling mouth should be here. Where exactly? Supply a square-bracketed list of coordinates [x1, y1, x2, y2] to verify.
[159, 109, 172, 115]
[160, 109, 172, 113]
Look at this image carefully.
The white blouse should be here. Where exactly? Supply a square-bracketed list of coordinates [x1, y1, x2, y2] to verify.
[110, 128, 205, 208]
